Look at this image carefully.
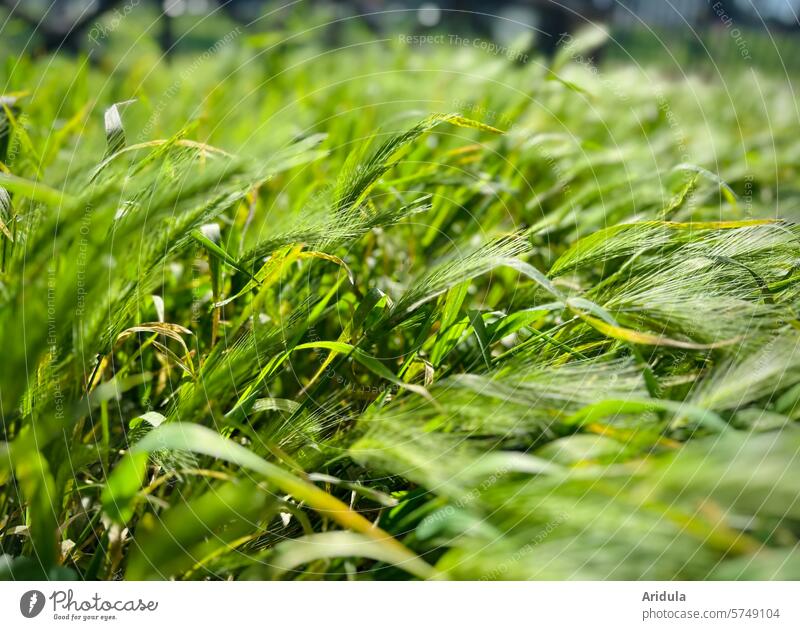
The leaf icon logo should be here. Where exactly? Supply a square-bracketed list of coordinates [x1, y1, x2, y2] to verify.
[20, 590, 45, 618]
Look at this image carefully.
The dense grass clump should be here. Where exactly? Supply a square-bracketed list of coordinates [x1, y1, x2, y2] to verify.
[1, 24, 800, 580]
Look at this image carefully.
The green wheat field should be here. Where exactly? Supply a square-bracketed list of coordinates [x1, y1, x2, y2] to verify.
[1, 11, 799, 581]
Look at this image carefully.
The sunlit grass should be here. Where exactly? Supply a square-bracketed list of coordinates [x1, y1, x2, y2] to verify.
[0, 24, 799, 580]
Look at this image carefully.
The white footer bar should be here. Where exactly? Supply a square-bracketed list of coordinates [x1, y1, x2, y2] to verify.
[1, 581, 797, 629]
